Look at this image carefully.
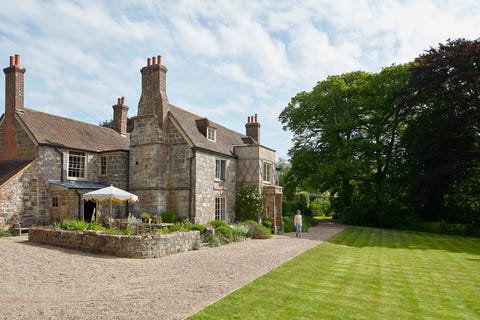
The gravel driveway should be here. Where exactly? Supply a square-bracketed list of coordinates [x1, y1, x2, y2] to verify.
[0, 221, 344, 320]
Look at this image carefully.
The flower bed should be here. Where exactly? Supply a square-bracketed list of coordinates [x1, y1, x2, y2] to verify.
[28, 227, 201, 259]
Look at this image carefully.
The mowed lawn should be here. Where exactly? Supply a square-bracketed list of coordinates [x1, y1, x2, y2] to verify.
[189, 226, 480, 320]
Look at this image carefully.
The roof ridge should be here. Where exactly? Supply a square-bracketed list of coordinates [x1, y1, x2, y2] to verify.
[168, 104, 247, 138]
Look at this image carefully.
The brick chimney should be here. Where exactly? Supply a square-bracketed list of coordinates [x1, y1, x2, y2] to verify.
[137, 55, 168, 128]
[245, 114, 261, 144]
[2, 54, 26, 160]
[112, 96, 128, 135]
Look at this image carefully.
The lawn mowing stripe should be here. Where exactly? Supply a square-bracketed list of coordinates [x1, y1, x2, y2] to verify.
[189, 227, 480, 320]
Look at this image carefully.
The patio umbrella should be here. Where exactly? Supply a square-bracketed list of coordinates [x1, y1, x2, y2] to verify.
[82, 185, 138, 221]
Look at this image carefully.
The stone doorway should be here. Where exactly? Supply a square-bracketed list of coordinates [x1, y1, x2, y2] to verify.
[84, 200, 96, 222]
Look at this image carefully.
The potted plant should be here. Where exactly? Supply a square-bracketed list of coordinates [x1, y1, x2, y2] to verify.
[140, 213, 150, 223]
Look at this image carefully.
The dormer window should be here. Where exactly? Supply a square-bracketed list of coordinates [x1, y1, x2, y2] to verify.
[207, 127, 216, 142]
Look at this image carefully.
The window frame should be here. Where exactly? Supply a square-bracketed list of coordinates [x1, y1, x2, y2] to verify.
[67, 151, 87, 180]
[207, 127, 216, 142]
[263, 161, 272, 183]
[215, 159, 226, 181]
[52, 197, 59, 208]
[215, 197, 226, 221]
[100, 156, 107, 176]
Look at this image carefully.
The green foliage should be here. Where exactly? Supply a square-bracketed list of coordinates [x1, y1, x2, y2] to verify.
[262, 220, 272, 229]
[234, 183, 265, 222]
[231, 224, 249, 241]
[215, 225, 234, 243]
[243, 221, 271, 239]
[161, 211, 178, 223]
[295, 191, 312, 216]
[122, 225, 132, 236]
[191, 224, 206, 234]
[282, 216, 295, 233]
[140, 213, 150, 221]
[208, 220, 229, 229]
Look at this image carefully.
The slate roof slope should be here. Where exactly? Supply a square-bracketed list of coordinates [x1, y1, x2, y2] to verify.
[169, 105, 253, 157]
[19, 109, 129, 152]
[0, 159, 35, 187]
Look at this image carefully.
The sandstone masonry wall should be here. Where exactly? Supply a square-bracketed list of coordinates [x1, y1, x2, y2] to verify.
[28, 227, 201, 259]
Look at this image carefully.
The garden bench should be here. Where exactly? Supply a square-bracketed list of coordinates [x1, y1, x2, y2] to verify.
[13, 217, 34, 236]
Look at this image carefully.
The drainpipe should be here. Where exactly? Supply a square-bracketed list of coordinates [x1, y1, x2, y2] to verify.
[54, 148, 64, 181]
[188, 148, 196, 222]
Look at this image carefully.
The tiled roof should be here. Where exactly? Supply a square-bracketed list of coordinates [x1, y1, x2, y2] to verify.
[0, 159, 35, 187]
[19, 109, 129, 152]
[169, 105, 253, 157]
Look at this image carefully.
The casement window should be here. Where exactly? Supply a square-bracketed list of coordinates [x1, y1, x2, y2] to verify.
[215, 197, 226, 221]
[100, 156, 107, 175]
[263, 162, 272, 183]
[207, 127, 216, 142]
[52, 197, 59, 208]
[215, 159, 226, 181]
[68, 151, 86, 179]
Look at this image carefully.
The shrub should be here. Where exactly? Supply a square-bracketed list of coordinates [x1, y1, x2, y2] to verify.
[208, 220, 229, 229]
[231, 224, 249, 241]
[58, 220, 88, 231]
[215, 225, 234, 243]
[140, 213, 150, 221]
[191, 224, 206, 234]
[283, 216, 295, 233]
[161, 211, 178, 223]
[234, 183, 265, 222]
[262, 220, 273, 229]
[248, 223, 272, 239]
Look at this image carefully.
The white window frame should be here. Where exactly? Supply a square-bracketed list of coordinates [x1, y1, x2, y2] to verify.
[263, 161, 272, 183]
[207, 127, 216, 142]
[67, 151, 87, 180]
[215, 159, 226, 181]
[100, 156, 107, 176]
[215, 197, 226, 221]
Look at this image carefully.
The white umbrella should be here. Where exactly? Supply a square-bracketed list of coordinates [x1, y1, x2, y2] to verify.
[82, 185, 138, 221]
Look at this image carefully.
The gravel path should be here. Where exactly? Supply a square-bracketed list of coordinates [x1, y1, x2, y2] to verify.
[0, 221, 344, 320]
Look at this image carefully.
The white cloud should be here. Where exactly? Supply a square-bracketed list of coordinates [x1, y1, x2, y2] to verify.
[1, 0, 480, 159]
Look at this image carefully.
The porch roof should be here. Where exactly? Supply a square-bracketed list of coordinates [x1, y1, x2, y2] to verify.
[48, 180, 110, 190]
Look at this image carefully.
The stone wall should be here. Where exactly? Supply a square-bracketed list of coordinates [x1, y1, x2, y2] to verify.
[28, 227, 201, 259]
[193, 151, 237, 224]
[0, 159, 40, 227]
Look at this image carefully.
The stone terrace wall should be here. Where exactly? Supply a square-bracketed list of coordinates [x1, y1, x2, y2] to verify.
[29, 228, 201, 259]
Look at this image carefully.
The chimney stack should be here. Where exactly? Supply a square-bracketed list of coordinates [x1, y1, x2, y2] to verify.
[137, 54, 168, 127]
[245, 113, 261, 144]
[113, 96, 129, 135]
[3, 54, 26, 160]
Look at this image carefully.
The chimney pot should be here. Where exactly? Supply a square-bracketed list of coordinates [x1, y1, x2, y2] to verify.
[9, 56, 14, 66]
[248, 116, 251, 123]
[152, 56, 156, 65]
[14, 54, 20, 66]
[117, 98, 121, 105]
[121, 96, 124, 105]
[254, 114, 258, 122]
[158, 55, 162, 65]
[147, 58, 151, 66]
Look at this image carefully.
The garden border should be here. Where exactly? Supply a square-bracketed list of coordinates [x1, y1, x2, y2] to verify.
[28, 227, 201, 258]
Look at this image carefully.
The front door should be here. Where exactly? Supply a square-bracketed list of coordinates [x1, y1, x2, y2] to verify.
[84, 200, 96, 222]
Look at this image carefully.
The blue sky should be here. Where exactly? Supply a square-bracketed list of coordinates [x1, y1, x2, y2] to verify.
[1, 0, 479, 159]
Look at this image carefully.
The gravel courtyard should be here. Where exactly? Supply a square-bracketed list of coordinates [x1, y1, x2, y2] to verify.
[0, 221, 344, 320]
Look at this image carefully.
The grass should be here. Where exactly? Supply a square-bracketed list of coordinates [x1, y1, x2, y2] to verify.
[189, 226, 480, 320]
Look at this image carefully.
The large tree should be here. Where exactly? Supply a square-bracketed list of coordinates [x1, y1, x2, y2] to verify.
[280, 65, 410, 225]
[403, 38, 480, 222]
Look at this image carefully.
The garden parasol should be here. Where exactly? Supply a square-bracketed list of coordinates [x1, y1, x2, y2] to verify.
[82, 185, 138, 221]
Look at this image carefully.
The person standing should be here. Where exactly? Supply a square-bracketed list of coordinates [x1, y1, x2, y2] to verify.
[294, 210, 302, 238]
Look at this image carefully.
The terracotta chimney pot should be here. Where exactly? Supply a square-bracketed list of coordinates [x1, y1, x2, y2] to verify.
[152, 56, 156, 65]
[9, 56, 14, 66]
[158, 55, 162, 65]
[147, 57, 151, 66]
[14, 54, 20, 66]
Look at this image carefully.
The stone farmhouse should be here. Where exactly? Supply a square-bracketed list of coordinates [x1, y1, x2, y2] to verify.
[0, 54, 283, 230]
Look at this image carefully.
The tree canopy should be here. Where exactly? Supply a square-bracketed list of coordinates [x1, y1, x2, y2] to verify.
[280, 38, 480, 228]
